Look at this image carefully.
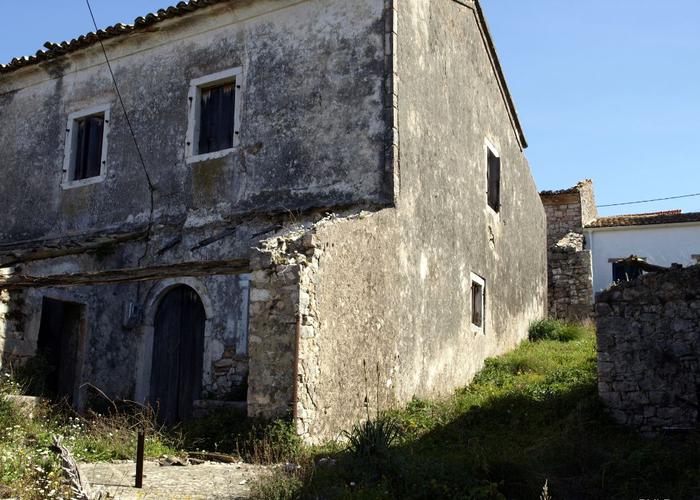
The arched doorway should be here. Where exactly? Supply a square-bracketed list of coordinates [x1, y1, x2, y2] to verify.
[150, 285, 206, 424]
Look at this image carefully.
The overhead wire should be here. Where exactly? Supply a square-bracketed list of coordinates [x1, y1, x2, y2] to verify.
[598, 191, 700, 208]
[84, 0, 155, 265]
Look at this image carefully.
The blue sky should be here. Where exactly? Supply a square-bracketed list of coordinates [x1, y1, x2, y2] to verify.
[2, 1, 698, 216]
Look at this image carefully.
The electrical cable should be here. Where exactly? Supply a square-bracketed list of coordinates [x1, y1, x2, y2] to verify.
[598, 191, 700, 208]
[84, 0, 155, 265]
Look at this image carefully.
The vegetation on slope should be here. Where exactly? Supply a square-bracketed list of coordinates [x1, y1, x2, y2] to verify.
[255, 321, 700, 499]
[2, 320, 698, 499]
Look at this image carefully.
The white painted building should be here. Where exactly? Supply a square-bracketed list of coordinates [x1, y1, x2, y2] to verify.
[584, 211, 700, 294]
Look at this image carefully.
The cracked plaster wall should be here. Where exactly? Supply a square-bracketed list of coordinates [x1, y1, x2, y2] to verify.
[292, 0, 547, 442]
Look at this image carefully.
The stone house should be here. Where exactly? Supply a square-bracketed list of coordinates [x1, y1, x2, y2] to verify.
[0, 0, 546, 441]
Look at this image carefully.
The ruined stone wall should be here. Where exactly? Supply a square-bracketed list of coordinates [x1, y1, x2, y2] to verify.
[548, 233, 593, 321]
[596, 265, 700, 433]
[540, 183, 596, 321]
[542, 195, 583, 248]
[292, 0, 547, 442]
[0, 288, 31, 368]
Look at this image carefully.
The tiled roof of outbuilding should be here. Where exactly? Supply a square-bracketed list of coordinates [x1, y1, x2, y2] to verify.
[539, 179, 593, 197]
[586, 210, 700, 229]
[0, 0, 230, 75]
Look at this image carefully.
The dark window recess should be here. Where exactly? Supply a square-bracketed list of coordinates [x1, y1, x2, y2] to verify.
[72, 114, 104, 181]
[487, 149, 501, 212]
[198, 82, 235, 155]
[471, 281, 484, 328]
[612, 262, 644, 283]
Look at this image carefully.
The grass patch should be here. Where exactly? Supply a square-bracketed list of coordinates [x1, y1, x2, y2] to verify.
[528, 318, 588, 342]
[0, 372, 301, 497]
[180, 411, 302, 464]
[255, 324, 700, 499]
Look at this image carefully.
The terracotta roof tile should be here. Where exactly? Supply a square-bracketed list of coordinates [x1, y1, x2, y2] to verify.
[586, 210, 700, 229]
[0, 0, 230, 75]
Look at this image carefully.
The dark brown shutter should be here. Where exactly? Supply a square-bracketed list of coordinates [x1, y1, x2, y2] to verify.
[487, 150, 501, 212]
[72, 115, 104, 181]
[198, 82, 235, 154]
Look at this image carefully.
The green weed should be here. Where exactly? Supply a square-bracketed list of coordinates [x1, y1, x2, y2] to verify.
[528, 318, 590, 342]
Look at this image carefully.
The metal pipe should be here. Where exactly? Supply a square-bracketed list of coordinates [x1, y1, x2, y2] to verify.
[135, 430, 145, 488]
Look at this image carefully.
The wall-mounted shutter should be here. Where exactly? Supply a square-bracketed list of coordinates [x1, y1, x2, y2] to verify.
[198, 83, 235, 154]
[487, 150, 501, 212]
[73, 115, 104, 180]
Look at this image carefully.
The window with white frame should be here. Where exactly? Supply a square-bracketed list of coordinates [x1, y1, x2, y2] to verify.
[62, 104, 111, 188]
[485, 140, 501, 213]
[186, 67, 243, 162]
[470, 273, 486, 333]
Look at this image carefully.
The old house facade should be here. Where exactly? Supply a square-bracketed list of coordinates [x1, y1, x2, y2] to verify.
[0, 0, 546, 442]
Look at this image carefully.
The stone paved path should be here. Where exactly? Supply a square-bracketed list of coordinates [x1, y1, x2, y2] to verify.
[79, 460, 266, 499]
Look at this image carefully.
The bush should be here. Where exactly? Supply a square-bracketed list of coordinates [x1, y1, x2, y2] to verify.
[528, 319, 588, 342]
[343, 416, 401, 458]
[182, 410, 302, 464]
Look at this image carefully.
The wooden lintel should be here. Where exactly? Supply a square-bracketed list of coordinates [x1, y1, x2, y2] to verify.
[0, 259, 250, 289]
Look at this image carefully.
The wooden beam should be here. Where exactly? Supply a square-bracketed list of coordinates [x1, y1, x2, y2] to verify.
[0, 259, 250, 289]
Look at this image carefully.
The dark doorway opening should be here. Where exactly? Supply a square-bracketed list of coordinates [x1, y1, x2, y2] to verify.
[150, 286, 206, 424]
[36, 298, 83, 404]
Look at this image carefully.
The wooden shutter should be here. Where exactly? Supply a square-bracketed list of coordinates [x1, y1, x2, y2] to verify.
[471, 281, 483, 328]
[73, 115, 104, 181]
[487, 150, 501, 212]
[198, 82, 235, 154]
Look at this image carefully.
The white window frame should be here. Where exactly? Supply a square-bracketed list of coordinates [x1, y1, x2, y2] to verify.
[62, 104, 111, 189]
[185, 67, 243, 164]
[470, 272, 486, 334]
[484, 138, 500, 216]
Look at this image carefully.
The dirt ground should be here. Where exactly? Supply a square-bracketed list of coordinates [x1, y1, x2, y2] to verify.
[79, 460, 267, 499]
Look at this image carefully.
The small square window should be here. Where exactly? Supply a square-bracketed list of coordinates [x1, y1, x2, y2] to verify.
[186, 67, 243, 163]
[62, 104, 110, 188]
[486, 141, 501, 213]
[470, 273, 485, 333]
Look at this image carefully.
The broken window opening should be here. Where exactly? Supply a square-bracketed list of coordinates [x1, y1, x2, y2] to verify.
[487, 146, 501, 213]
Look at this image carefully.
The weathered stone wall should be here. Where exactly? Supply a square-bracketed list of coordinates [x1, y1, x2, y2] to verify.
[0, 0, 389, 246]
[1, 275, 251, 409]
[540, 181, 596, 321]
[0, 288, 31, 367]
[548, 233, 593, 321]
[292, 0, 547, 442]
[0, 0, 390, 423]
[596, 265, 700, 433]
[542, 194, 582, 249]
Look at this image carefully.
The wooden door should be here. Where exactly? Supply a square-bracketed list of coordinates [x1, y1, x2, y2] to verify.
[37, 298, 82, 403]
[150, 286, 205, 424]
